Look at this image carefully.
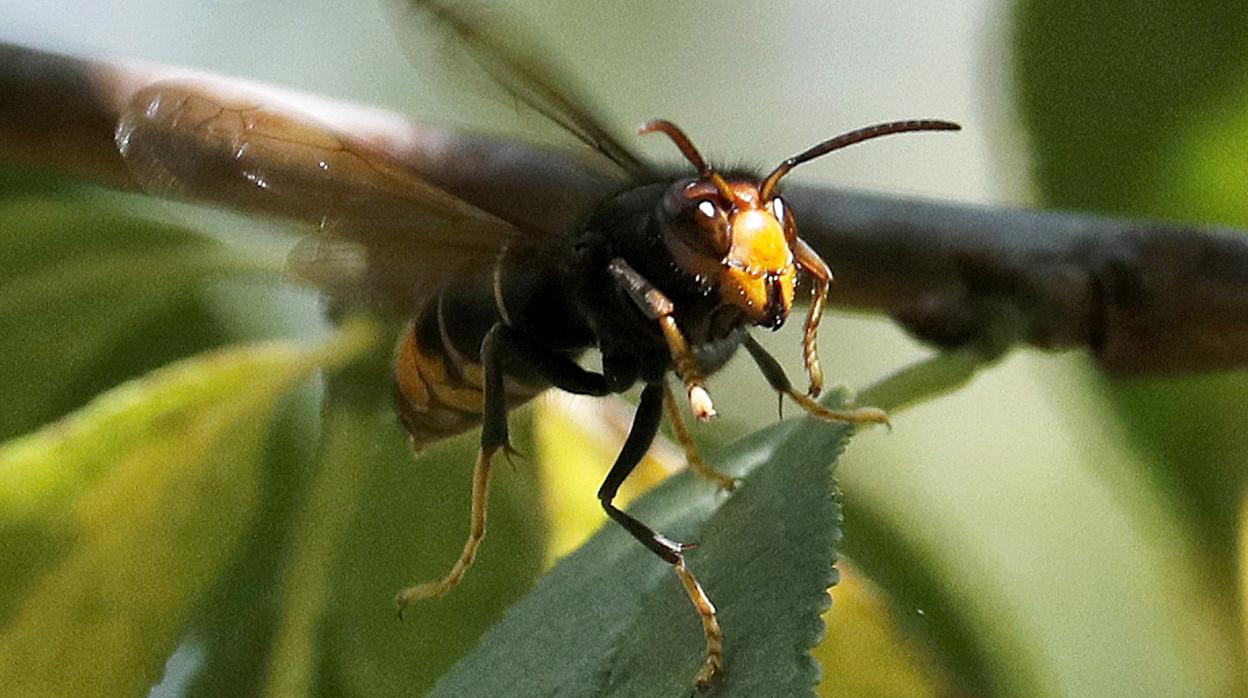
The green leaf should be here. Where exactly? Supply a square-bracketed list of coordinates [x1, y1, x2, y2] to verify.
[172, 381, 324, 698]
[262, 404, 388, 698]
[431, 397, 855, 697]
[0, 324, 375, 696]
[0, 196, 260, 440]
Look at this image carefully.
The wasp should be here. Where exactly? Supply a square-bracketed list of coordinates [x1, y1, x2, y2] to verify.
[113, 0, 958, 687]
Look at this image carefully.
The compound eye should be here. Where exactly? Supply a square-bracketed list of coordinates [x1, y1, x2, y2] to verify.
[693, 199, 730, 254]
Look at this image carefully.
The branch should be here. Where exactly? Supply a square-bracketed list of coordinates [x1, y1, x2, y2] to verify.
[2, 41, 1246, 377]
[788, 187, 1248, 376]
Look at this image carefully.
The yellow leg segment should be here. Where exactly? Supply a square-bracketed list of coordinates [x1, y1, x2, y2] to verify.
[785, 389, 890, 428]
[802, 279, 827, 398]
[663, 382, 739, 492]
[658, 315, 716, 422]
[674, 558, 724, 687]
[395, 445, 496, 615]
[794, 237, 833, 398]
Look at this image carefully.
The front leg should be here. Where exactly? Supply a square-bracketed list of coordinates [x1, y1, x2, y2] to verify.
[598, 383, 724, 687]
[662, 381, 739, 492]
[794, 238, 831, 397]
[743, 335, 889, 427]
[607, 258, 716, 421]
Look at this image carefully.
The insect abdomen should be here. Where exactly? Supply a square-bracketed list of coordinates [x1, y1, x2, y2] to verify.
[394, 278, 548, 449]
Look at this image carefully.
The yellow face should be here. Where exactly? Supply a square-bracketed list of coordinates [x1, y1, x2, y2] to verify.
[719, 204, 795, 329]
[660, 179, 797, 329]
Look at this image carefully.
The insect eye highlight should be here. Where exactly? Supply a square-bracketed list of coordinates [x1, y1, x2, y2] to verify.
[769, 197, 785, 221]
[690, 199, 730, 255]
[769, 196, 797, 241]
[661, 189, 731, 258]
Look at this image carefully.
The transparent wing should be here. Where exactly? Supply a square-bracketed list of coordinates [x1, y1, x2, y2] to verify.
[115, 80, 522, 313]
[396, 0, 653, 179]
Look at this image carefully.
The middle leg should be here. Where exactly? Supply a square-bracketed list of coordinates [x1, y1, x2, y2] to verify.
[599, 382, 724, 687]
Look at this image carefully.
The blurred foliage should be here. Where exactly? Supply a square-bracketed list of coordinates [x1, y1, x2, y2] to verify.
[2, 0, 1248, 695]
[0, 189, 227, 440]
[1015, 0, 1248, 692]
[814, 563, 953, 698]
[0, 315, 374, 695]
[0, 181, 548, 696]
[1016, 0, 1248, 568]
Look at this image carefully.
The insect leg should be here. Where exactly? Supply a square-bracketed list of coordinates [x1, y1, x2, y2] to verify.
[488, 323, 612, 397]
[599, 383, 724, 687]
[662, 381, 739, 492]
[395, 323, 515, 614]
[793, 238, 832, 397]
[607, 257, 716, 421]
[742, 335, 889, 427]
[395, 321, 619, 614]
[394, 441, 496, 613]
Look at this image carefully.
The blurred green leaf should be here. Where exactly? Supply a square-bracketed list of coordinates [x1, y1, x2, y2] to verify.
[262, 403, 389, 698]
[1013, 1, 1248, 218]
[0, 195, 261, 440]
[174, 380, 323, 698]
[0, 168, 342, 697]
[0, 327, 371, 696]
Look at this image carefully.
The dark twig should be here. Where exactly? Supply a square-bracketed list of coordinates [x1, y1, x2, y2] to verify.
[787, 188, 1248, 376]
[2, 41, 1246, 377]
